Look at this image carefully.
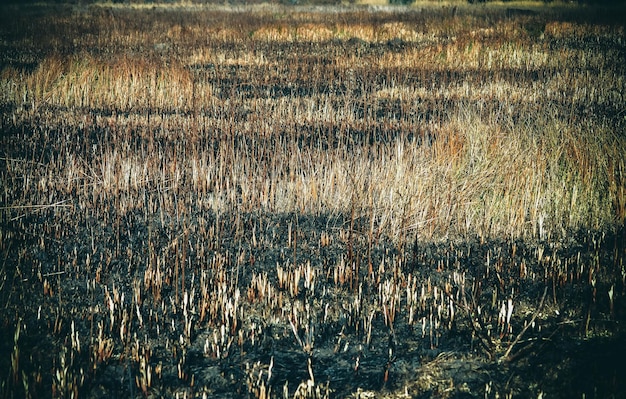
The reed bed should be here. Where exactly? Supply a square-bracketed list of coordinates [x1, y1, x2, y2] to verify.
[0, 3, 625, 399]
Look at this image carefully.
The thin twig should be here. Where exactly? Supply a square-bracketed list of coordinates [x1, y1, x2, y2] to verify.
[499, 286, 548, 363]
[1, 200, 72, 210]
[290, 318, 304, 350]
[3, 200, 73, 221]
[22, 271, 66, 282]
[0, 157, 46, 167]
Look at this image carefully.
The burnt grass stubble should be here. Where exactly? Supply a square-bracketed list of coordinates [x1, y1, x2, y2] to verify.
[1, 4, 626, 399]
[1, 206, 625, 398]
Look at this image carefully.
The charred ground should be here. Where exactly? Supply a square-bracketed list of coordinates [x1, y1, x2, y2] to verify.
[1, 3, 625, 398]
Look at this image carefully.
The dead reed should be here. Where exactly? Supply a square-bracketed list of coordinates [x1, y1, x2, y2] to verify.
[0, 3, 624, 399]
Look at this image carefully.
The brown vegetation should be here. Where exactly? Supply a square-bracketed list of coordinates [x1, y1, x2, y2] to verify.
[0, 3, 625, 398]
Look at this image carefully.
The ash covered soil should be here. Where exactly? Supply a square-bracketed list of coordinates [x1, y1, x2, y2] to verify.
[1, 209, 624, 398]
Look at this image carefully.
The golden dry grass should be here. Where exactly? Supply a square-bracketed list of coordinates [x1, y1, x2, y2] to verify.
[2, 6, 623, 243]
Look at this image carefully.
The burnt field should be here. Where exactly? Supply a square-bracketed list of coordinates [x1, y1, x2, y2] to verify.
[1, 2, 626, 398]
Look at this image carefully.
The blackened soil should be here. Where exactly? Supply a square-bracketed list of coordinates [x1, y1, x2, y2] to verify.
[0, 208, 624, 399]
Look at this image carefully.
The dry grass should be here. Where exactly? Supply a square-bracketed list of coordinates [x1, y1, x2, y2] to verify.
[2, 5, 623, 242]
[0, 3, 625, 399]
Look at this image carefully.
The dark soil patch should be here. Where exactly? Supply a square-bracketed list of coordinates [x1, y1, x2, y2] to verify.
[1, 207, 624, 398]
